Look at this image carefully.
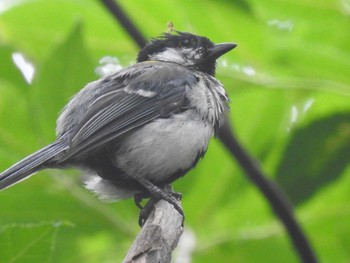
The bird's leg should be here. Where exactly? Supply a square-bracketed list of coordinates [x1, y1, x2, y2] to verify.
[133, 179, 184, 226]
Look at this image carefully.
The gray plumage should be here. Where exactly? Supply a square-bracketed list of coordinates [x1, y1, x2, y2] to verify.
[0, 32, 235, 214]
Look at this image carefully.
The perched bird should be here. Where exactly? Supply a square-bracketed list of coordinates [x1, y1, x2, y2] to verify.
[0, 32, 236, 224]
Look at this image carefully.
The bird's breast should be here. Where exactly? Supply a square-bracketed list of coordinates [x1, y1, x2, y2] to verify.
[113, 110, 213, 183]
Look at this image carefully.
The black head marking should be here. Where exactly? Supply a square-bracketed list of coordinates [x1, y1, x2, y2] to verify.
[137, 32, 225, 75]
[137, 32, 214, 62]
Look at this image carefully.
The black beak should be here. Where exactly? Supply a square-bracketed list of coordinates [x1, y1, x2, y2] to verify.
[207, 43, 237, 60]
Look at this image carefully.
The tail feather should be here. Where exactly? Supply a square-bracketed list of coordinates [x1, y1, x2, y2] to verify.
[0, 140, 68, 190]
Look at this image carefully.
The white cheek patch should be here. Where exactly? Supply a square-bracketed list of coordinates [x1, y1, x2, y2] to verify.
[182, 48, 199, 62]
[149, 48, 196, 66]
[150, 48, 185, 63]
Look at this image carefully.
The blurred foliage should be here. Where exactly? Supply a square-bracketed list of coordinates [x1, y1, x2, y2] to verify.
[0, 0, 349, 262]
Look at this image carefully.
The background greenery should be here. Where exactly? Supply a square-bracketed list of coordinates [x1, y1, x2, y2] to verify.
[0, 0, 349, 262]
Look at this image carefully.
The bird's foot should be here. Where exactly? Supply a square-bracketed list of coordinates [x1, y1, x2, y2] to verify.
[134, 185, 184, 227]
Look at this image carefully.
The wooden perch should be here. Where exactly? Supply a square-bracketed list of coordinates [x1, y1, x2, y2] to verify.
[123, 200, 184, 263]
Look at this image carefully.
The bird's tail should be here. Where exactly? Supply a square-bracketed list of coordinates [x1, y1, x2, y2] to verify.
[0, 140, 68, 190]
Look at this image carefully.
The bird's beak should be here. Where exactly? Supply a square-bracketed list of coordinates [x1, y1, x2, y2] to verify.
[207, 43, 237, 60]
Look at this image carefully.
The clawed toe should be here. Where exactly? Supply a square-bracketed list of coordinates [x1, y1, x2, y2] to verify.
[138, 196, 159, 226]
[134, 185, 184, 227]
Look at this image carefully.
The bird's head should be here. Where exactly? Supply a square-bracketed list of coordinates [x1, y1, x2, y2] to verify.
[137, 32, 236, 76]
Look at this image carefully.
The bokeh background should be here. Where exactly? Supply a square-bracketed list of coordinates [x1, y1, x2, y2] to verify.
[0, 0, 350, 262]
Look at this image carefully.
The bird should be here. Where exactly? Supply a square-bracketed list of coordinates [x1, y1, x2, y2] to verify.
[0, 31, 236, 225]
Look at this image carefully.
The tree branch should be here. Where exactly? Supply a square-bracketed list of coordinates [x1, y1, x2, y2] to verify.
[218, 118, 318, 263]
[123, 200, 184, 263]
[100, 0, 147, 48]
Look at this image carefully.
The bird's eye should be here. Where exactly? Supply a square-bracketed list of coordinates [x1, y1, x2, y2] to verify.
[182, 38, 191, 46]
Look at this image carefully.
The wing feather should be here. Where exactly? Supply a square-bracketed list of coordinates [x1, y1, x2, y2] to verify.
[60, 63, 197, 161]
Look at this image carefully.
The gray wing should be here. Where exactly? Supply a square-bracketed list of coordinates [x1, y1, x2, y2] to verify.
[61, 63, 198, 160]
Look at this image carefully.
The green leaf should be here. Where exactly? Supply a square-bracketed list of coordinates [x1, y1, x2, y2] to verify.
[276, 113, 350, 205]
[30, 22, 95, 141]
[0, 221, 70, 263]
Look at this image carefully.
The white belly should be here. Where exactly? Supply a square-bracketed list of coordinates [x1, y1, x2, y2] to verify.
[114, 111, 213, 182]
